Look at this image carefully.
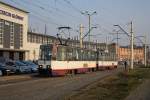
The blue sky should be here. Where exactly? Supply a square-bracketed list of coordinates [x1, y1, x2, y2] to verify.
[1, 0, 150, 45]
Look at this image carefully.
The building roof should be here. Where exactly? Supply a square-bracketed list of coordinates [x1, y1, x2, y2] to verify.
[120, 45, 144, 49]
[0, 1, 29, 13]
[28, 32, 117, 47]
[28, 32, 57, 39]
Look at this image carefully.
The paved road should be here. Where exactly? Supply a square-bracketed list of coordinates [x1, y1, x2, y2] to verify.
[0, 68, 122, 100]
[0, 74, 37, 85]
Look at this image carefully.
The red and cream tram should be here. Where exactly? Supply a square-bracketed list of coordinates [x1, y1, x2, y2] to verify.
[38, 44, 118, 76]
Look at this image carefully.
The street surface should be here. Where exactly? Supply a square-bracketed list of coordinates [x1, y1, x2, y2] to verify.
[0, 68, 122, 100]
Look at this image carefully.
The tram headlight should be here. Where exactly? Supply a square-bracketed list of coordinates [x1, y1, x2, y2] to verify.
[39, 65, 43, 68]
[47, 65, 51, 68]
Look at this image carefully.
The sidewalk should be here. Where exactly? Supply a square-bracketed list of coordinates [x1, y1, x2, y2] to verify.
[125, 79, 150, 100]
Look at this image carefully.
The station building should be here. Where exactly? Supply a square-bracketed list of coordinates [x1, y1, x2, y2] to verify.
[0, 1, 28, 60]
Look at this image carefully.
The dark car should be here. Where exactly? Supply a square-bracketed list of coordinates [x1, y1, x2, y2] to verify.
[0, 64, 10, 76]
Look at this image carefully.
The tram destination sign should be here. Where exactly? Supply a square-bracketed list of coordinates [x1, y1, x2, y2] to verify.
[0, 9, 24, 21]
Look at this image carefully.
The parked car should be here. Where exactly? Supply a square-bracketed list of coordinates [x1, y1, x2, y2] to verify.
[0, 64, 11, 76]
[21, 61, 38, 72]
[4, 61, 18, 73]
[15, 61, 31, 73]
[4, 61, 30, 74]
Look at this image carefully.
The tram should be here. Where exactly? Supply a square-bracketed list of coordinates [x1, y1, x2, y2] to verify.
[38, 44, 118, 76]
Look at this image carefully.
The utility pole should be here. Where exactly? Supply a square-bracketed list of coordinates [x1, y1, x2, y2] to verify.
[88, 15, 91, 42]
[116, 31, 119, 61]
[130, 21, 134, 69]
[45, 24, 47, 35]
[114, 23, 134, 69]
[144, 34, 147, 66]
[44, 24, 48, 44]
[81, 11, 96, 49]
[79, 24, 83, 48]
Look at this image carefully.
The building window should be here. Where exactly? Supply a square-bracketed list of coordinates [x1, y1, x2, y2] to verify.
[27, 34, 30, 42]
[9, 52, 14, 60]
[10, 22, 14, 46]
[30, 34, 32, 43]
[32, 35, 34, 43]
[0, 51, 3, 57]
[20, 25, 23, 47]
[0, 19, 4, 45]
[33, 35, 35, 43]
[39, 36, 42, 43]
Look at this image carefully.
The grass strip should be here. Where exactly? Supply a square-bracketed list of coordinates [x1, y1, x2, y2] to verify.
[64, 67, 150, 100]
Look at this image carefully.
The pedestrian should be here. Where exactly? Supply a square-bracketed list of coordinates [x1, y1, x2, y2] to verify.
[124, 61, 127, 70]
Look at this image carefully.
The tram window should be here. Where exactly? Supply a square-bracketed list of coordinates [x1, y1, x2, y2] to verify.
[83, 50, 86, 61]
[72, 48, 78, 60]
[91, 51, 95, 61]
[39, 45, 52, 60]
[85, 50, 88, 61]
[66, 47, 73, 61]
[57, 46, 66, 61]
[77, 49, 82, 61]
[81, 50, 84, 61]
[107, 53, 109, 61]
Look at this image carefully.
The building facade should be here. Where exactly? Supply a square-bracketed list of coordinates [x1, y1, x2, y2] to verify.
[0, 1, 28, 60]
[118, 45, 144, 64]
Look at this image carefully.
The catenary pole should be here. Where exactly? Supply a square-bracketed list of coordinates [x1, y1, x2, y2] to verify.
[80, 24, 83, 48]
[144, 34, 147, 66]
[130, 21, 134, 69]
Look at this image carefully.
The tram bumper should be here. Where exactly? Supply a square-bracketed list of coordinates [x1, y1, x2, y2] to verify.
[38, 65, 52, 76]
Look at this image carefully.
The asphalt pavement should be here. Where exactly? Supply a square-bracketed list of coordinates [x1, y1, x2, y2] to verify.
[0, 67, 123, 100]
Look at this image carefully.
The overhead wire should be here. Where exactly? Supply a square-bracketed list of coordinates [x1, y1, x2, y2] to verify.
[54, 0, 84, 20]
[24, 0, 85, 35]
[10, 0, 64, 26]
[63, 0, 82, 14]
[35, 0, 84, 23]
[20, 0, 65, 26]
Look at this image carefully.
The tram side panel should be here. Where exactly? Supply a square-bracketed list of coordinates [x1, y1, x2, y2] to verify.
[98, 61, 118, 70]
[51, 61, 97, 76]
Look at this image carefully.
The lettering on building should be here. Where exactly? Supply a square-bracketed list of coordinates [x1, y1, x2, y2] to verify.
[0, 9, 24, 21]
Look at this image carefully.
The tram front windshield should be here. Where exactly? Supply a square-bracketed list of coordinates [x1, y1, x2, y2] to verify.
[39, 45, 52, 61]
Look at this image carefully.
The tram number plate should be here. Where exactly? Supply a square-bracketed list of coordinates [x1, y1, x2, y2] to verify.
[83, 63, 88, 68]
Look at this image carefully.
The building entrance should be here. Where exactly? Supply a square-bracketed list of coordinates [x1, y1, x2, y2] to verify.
[19, 52, 24, 60]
